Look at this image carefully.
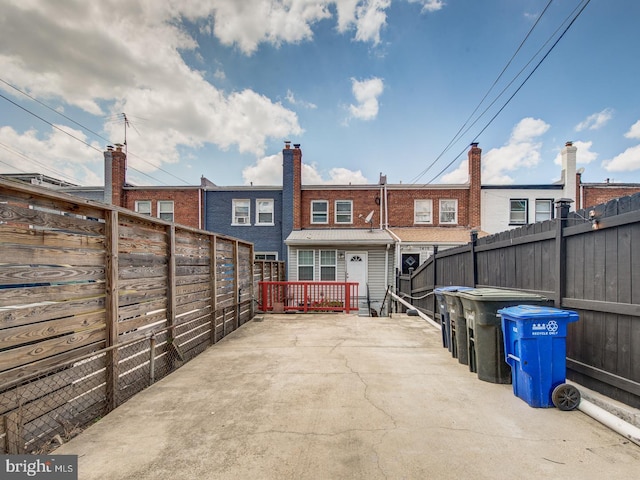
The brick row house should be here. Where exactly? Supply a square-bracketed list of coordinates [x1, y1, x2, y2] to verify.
[4, 140, 640, 312]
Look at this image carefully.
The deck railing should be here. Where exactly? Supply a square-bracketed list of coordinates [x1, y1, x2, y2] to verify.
[259, 281, 359, 313]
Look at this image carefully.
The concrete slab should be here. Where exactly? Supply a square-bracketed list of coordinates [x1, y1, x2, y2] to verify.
[55, 314, 640, 479]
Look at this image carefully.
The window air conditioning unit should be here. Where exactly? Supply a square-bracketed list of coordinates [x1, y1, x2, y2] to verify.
[235, 217, 247, 224]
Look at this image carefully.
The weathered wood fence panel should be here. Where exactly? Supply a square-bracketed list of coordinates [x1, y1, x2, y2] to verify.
[0, 178, 284, 453]
[398, 194, 640, 408]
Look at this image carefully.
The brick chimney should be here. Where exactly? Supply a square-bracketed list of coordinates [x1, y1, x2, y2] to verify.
[468, 142, 482, 228]
[104, 143, 126, 206]
[282, 140, 302, 234]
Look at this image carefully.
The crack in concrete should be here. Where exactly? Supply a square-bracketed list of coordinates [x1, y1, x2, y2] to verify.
[343, 357, 398, 430]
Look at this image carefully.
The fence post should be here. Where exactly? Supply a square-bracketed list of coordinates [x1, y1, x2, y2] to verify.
[470, 230, 478, 287]
[210, 235, 218, 344]
[105, 210, 119, 412]
[345, 283, 351, 314]
[554, 199, 573, 308]
[432, 246, 439, 317]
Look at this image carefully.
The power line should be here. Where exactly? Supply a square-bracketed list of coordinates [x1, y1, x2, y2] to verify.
[408, 0, 555, 184]
[423, 0, 592, 185]
[0, 142, 84, 185]
[0, 80, 192, 185]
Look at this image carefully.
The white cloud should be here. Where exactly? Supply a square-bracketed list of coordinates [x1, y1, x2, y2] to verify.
[575, 108, 614, 132]
[553, 140, 597, 166]
[348, 77, 384, 121]
[0, 0, 303, 184]
[242, 154, 282, 185]
[286, 90, 317, 109]
[602, 145, 640, 173]
[624, 120, 640, 139]
[0, 125, 102, 184]
[241, 153, 368, 185]
[407, 0, 446, 13]
[442, 118, 550, 184]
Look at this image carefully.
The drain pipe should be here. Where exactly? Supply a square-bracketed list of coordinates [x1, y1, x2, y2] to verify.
[391, 291, 440, 330]
[578, 399, 640, 447]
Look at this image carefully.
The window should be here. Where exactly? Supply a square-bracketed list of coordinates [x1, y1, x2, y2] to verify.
[256, 199, 274, 225]
[232, 199, 250, 225]
[255, 252, 278, 261]
[414, 199, 433, 224]
[535, 199, 553, 222]
[158, 201, 174, 222]
[320, 250, 336, 281]
[135, 200, 151, 216]
[510, 199, 528, 224]
[335, 200, 352, 224]
[311, 201, 328, 224]
[298, 250, 314, 280]
[439, 199, 458, 224]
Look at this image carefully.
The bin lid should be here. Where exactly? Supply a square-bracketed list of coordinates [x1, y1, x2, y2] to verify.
[456, 287, 548, 302]
[498, 304, 579, 321]
[434, 286, 473, 293]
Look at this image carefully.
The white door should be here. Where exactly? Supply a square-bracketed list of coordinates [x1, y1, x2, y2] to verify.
[346, 252, 367, 297]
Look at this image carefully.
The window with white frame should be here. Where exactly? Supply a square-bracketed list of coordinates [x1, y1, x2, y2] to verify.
[439, 199, 458, 224]
[535, 199, 553, 222]
[311, 200, 328, 224]
[135, 200, 151, 216]
[256, 199, 274, 225]
[298, 250, 314, 280]
[255, 252, 278, 261]
[232, 199, 250, 225]
[510, 199, 528, 224]
[320, 250, 337, 281]
[414, 199, 433, 224]
[335, 200, 352, 224]
[158, 201, 174, 222]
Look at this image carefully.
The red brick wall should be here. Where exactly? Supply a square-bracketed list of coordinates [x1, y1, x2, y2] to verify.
[386, 189, 471, 227]
[110, 148, 127, 207]
[300, 186, 471, 228]
[124, 189, 201, 229]
[581, 186, 640, 210]
[468, 143, 482, 228]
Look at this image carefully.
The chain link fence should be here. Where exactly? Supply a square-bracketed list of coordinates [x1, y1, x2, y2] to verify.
[0, 306, 242, 455]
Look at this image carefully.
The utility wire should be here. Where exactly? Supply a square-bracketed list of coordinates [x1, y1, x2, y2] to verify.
[423, 0, 592, 185]
[408, 0, 555, 184]
[0, 142, 84, 185]
[0, 80, 192, 185]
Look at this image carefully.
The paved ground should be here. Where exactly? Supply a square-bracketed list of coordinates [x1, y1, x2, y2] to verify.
[55, 313, 640, 479]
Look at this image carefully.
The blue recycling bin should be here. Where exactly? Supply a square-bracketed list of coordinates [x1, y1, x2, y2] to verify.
[500, 305, 579, 408]
[434, 286, 472, 352]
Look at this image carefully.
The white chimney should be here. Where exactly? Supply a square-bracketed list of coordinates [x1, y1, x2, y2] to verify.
[561, 141, 577, 208]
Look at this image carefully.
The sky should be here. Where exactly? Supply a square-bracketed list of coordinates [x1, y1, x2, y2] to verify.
[1, 0, 640, 189]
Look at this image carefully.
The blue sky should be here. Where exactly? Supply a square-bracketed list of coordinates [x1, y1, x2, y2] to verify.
[1, 0, 639, 188]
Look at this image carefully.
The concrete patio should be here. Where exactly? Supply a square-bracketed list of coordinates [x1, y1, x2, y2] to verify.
[55, 313, 640, 479]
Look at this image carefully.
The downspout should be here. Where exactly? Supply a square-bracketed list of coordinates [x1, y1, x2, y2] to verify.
[379, 184, 384, 230]
[386, 227, 402, 276]
[384, 182, 389, 229]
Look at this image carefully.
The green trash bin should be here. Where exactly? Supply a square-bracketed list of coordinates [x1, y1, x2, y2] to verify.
[457, 288, 553, 383]
[441, 288, 473, 365]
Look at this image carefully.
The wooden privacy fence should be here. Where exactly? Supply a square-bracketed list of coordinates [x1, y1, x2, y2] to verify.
[397, 195, 640, 409]
[0, 178, 284, 453]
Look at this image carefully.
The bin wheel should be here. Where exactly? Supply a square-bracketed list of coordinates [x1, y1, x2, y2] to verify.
[552, 384, 581, 411]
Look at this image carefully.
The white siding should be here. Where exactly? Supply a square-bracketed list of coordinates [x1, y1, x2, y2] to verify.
[481, 188, 563, 234]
